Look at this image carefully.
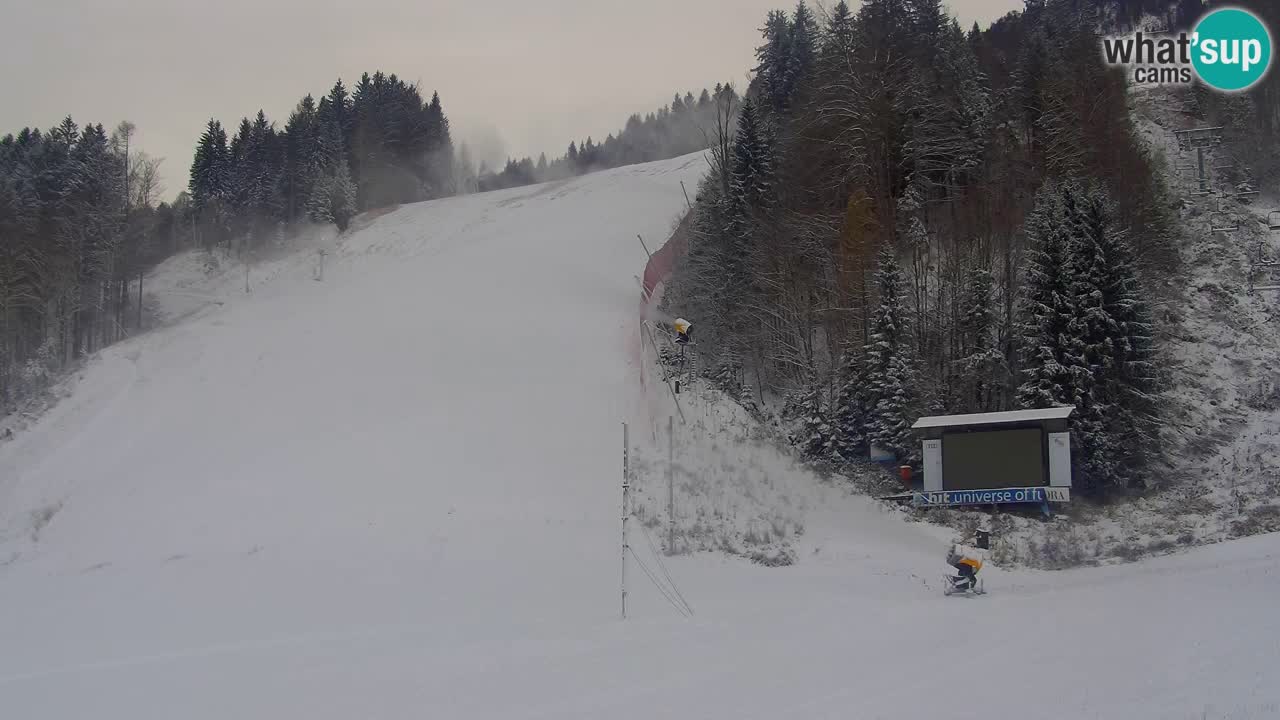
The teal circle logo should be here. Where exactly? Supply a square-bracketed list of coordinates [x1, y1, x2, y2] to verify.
[1192, 8, 1273, 92]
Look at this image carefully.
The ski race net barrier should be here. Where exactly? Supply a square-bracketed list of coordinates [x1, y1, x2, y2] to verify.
[640, 224, 686, 304]
[636, 219, 689, 391]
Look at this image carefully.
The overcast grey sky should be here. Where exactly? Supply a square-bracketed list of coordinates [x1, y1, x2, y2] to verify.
[0, 0, 1022, 197]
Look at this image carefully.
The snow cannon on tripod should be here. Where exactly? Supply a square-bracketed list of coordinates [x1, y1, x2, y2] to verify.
[673, 318, 692, 345]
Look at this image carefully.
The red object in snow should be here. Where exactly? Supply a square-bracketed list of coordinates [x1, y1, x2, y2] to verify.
[640, 221, 689, 303]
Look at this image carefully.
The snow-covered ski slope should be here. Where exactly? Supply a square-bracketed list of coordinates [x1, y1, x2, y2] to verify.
[1, 153, 1277, 719]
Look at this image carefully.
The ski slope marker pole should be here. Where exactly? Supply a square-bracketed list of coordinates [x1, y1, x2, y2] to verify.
[622, 422, 630, 620]
[643, 324, 687, 424]
[668, 415, 675, 555]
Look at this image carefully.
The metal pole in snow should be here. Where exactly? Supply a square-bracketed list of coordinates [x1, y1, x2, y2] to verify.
[681, 181, 693, 210]
[668, 415, 675, 555]
[642, 324, 687, 424]
[622, 422, 630, 620]
[637, 234, 652, 259]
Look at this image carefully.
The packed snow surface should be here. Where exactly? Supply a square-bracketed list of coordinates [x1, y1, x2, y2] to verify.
[0, 154, 1276, 719]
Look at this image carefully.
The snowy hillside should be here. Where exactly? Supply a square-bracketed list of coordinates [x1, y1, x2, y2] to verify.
[1, 152, 1277, 719]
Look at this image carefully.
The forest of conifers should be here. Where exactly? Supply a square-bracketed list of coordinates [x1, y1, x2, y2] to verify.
[667, 0, 1280, 495]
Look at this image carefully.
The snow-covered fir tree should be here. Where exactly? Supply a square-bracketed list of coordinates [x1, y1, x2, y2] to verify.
[1071, 182, 1158, 488]
[786, 2, 819, 102]
[189, 119, 229, 218]
[306, 120, 356, 230]
[786, 383, 834, 459]
[955, 265, 1004, 413]
[729, 98, 773, 214]
[831, 348, 869, 461]
[820, 1, 856, 66]
[1018, 179, 1158, 493]
[1067, 181, 1120, 487]
[864, 245, 918, 463]
[896, 182, 931, 364]
[755, 10, 795, 114]
[283, 96, 319, 222]
[1018, 181, 1089, 412]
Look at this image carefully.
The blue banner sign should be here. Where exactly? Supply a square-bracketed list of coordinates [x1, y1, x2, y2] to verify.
[914, 487, 1070, 507]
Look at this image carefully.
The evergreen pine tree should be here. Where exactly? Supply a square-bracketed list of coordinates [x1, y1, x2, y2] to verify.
[305, 176, 333, 226]
[227, 117, 256, 226]
[788, 384, 834, 459]
[246, 110, 283, 229]
[1069, 181, 1117, 481]
[955, 265, 1004, 412]
[1072, 182, 1158, 488]
[189, 119, 229, 216]
[1018, 182, 1088, 411]
[424, 91, 454, 196]
[832, 348, 870, 460]
[1019, 181, 1116, 492]
[723, 97, 772, 333]
[283, 95, 319, 222]
[755, 9, 794, 113]
[189, 119, 230, 249]
[864, 246, 918, 463]
[729, 98, 772, 211]
[787, 1, 819, 98]
[327, 79, 352, 154]
[50, 116, 79, 149]
[821, 1, 856, 64]
[327, 156, 357, 231]
[306, 119, 356, 230]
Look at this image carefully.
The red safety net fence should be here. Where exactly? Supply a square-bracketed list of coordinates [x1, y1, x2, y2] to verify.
[640, 213, 691, 304]
[636, 213, 693, 391]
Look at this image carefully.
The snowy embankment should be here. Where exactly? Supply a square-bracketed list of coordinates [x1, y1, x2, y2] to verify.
[1134, 91, 1280, 541]
[0, 153, 1277, 719]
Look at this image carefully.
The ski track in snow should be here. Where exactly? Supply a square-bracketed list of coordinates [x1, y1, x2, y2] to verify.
[0, 153, 1276, 720]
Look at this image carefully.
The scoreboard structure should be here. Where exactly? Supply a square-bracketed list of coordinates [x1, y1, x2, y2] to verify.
[910, 407, 1074, 507]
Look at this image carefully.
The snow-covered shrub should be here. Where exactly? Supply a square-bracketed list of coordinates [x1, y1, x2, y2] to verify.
[1231, 503, 1280, 537]
[16, 338, 59, 399]
[1031, 520, 1090, 569]
[747, 546, 797, 567]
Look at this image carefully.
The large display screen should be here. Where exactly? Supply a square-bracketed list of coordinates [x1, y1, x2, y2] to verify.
[942, 428, 1045, 490]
